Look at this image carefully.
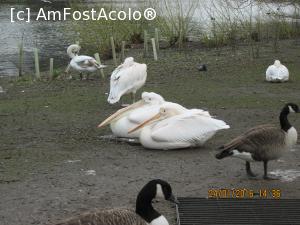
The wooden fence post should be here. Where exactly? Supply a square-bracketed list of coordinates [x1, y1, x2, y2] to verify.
[34, 48, 40, 79]
[18, 42, 24, 77]
[144, 30, 149, 57]
[94, 53, 105, 79]
[155, 28, 160, 51]
[110, 36, 117, 66]
[121, 41, 126, 62]
[49, 58, 54, 80]
[151, 38, 158, 61]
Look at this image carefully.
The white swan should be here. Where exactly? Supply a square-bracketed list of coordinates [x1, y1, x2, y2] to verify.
[67, 44, 106, 79]
[98, 92, 168, 138]
[266, 60, 289, 82]
[128, 103, 230, 150]
[108, 57, 147, 104]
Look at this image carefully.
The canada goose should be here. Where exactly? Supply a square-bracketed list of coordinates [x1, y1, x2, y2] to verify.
[108, 57, 147, 104]
[51, 179, 178, 225]
[128, 103, 229, 150]
[67, 44, 106, 80]
[216, 103, 299, 179]
[266, 60, 289, 82]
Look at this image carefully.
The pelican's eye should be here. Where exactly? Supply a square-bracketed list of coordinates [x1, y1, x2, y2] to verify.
[114, 76, 120, 81]
[149, 98, 152, 101]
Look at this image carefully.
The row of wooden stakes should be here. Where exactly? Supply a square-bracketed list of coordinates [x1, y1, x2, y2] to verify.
[17, 28, 161, 79]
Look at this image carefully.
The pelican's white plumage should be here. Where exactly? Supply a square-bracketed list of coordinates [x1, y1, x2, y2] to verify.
[129, 103, 229, 150]
[67, 44, 106, 78]
[266, 60, 289, 82]
[98, 92, 169, 138]
[108, 57, 147, 104]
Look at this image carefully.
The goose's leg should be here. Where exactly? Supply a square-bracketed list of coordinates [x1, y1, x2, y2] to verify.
[79, 73, 83, 80]
[263, 161, 278, 180]
[246, 161, 257, 177]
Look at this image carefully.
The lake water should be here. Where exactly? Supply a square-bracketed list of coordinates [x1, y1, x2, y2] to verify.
[0, 0, 297, 77]
[0, 2, 72, 77]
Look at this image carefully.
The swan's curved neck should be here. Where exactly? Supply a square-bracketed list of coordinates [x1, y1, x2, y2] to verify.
[280, 107, 292, 132]
[135, 191, 161, 223]
[68, 52, 76, 59]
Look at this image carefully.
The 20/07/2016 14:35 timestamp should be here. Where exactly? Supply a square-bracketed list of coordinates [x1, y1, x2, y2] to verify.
[208, 188, 281, 199]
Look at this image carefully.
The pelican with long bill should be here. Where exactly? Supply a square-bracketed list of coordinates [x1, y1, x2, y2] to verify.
[127, 102, 230, 150]
[97, 92, 166, 138]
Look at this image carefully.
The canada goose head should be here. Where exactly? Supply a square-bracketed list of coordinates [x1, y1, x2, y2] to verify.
[141, 179, 178, 203]
[286, 103, 300, 114]
[136, 179, 178, 225]
[280, 103, 299, 132]
[274, 60, 281, 67]
[98, 92, 164, 128]
[128, 103, 186, 134]
[67, 44, 81, 59]
[281, 103, 300, 115]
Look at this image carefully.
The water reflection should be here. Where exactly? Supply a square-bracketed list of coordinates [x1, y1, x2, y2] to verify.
[0, 1, 71, 77]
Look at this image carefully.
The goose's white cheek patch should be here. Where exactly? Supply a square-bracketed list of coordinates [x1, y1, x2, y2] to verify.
[150, 215, 169, 225]
[232, 150, 254, 161]
[288, 106, 296, 113]
[156, 184, 164, 199]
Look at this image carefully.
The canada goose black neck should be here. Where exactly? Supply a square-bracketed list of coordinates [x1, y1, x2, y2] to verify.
[280, 105, 295, 132]
[135, 182, 161, 223]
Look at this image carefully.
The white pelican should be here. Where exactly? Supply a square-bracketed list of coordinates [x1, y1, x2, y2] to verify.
[128, 103, 230, 150]
[67, 44, 106, 80]
[266, 60, 289, 82]
[108, 57, 147, 104]
[98, 92, 168, 138]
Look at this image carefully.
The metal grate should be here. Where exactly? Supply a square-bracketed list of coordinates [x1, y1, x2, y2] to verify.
[176, 198, 300, 225]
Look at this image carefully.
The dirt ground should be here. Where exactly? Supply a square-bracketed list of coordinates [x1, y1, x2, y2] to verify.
[1, 40, 300, 225]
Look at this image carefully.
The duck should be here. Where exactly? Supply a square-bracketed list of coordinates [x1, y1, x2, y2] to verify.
[51, 179, 178, 225]
[67, 44, 106, 80]
[266, 60, 289, 82]
[216, 103, 299, 179]
[108, 57, 147, 104]
[128, 103, 229, 150]
[98, 92, 168, 138]
[197, 64, 207, 72]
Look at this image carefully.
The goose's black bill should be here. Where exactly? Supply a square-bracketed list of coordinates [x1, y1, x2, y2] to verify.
[215, 149, 233, 159]
[169, 194, 179, 204]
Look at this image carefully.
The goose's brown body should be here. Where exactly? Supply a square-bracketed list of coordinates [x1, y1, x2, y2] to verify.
[221, 124, 287, 161]
[52, 208, 147, 225]
[216, 103, 299, 179]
